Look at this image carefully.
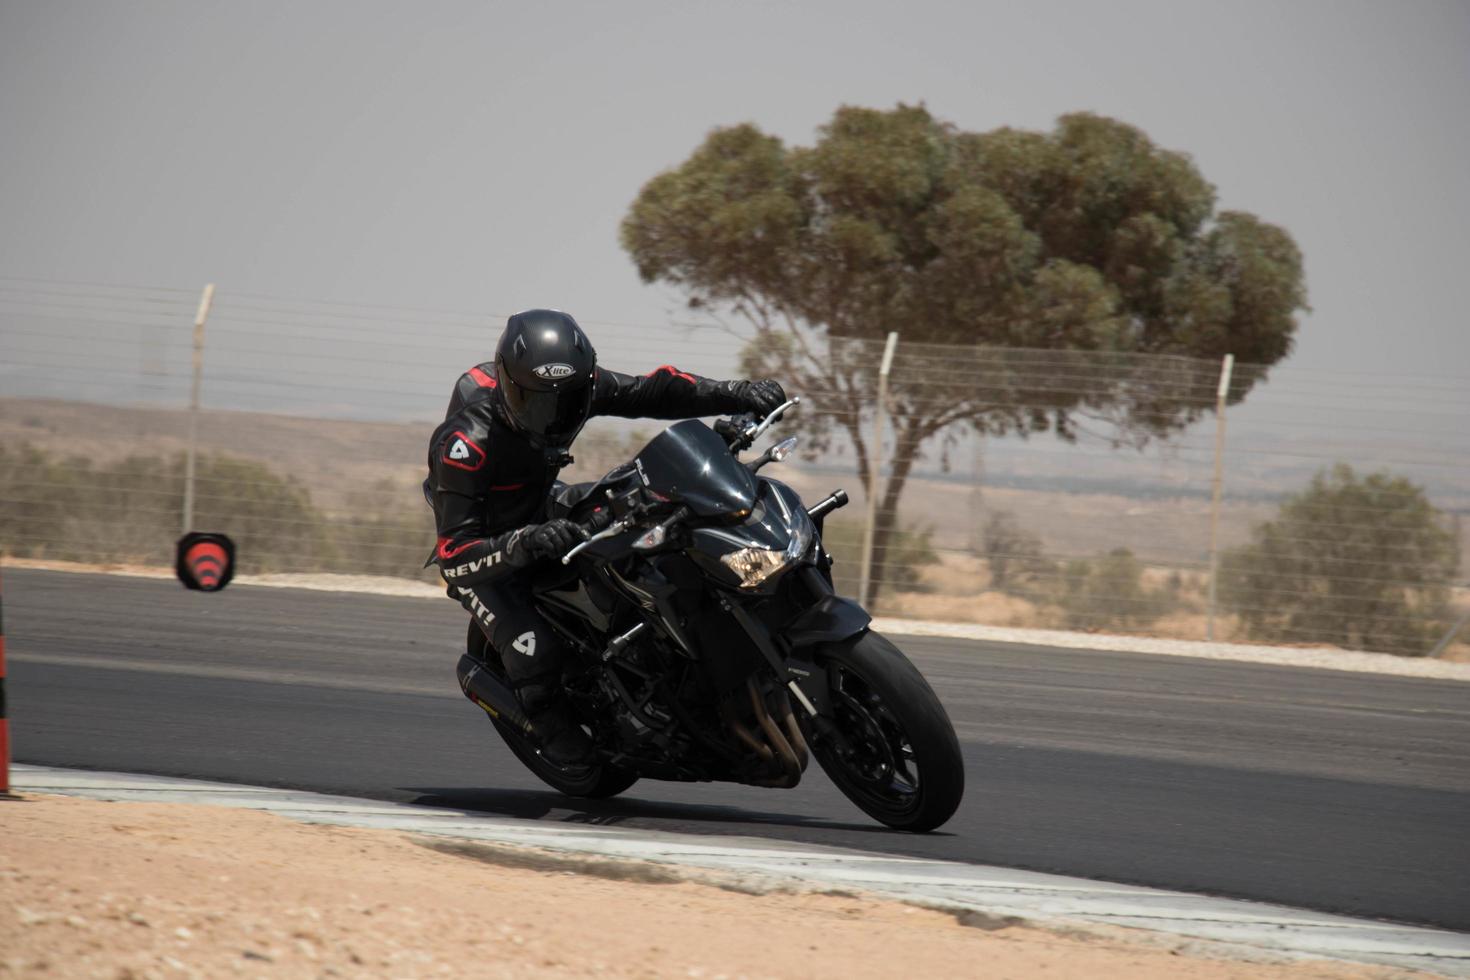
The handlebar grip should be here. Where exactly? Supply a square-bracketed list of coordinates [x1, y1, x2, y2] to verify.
[582, 507, 615, 535]
[807, 489, 849, 521]
[714, 416, 748, 448]
[561, 512, 632, 565]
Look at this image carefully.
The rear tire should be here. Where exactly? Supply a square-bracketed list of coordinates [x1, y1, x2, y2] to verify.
[466, 621, 639, 799]
[489, 717, 640, 799]
[804, 631, 964, 832]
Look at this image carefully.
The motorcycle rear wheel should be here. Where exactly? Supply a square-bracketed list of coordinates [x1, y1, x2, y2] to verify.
[466, 621, 640, 799]
[805, 631, 965, 832]
[489, 716, 640, 799]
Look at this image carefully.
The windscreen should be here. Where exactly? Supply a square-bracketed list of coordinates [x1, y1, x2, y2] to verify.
[634, 420, 757, 517]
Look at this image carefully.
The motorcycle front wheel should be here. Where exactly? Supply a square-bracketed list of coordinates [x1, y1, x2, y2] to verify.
[804, 631, 965, 832]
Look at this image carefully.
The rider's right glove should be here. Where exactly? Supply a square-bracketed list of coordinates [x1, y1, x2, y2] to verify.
[507, 519, 587, 566]
[734, 379, 787, 417]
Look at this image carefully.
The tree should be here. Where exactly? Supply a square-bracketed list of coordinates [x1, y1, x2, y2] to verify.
[1220, 465, 1460, 656]
[621, 106, 1307, 597]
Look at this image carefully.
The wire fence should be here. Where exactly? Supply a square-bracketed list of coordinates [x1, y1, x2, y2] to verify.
[2, 277, 1467, 658]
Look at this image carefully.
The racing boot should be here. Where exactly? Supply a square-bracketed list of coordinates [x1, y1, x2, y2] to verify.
[516, 679, 593, 766]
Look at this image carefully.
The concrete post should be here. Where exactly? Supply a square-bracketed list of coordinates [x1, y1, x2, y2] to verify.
[181, 284, 215, 535]
[1206, 353, 1235, 641]
[858, 332, 899, 609]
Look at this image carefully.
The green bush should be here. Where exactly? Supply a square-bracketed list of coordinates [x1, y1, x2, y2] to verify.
[186, 454, 333, 572]
[323, 480, 438, 578]
[1052, 547, 1173, 630]
[1220, 465, 1459, 656]
[0, 443, 89, 558]
[975, 512, 1170, 630]
[979, 510, 1057, 599]
[3, 440, 950, 591]
[820, 518, 939, 598]
[0, 443, 336, 573]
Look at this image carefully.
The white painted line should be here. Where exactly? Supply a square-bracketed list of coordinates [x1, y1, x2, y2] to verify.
[13, 765, 1469, 976]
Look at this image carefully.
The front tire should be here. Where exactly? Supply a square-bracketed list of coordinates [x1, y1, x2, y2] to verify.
[466, 621, 639, 799]
[804, 631, 964, 832]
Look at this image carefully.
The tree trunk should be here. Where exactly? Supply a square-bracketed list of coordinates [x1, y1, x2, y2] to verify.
[865, 423, 924, 609]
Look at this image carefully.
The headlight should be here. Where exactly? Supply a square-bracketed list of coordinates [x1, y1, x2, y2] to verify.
[719, 517, 813, 589]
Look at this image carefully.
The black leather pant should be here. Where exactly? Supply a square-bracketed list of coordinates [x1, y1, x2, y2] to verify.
[453, 575, 570, 685]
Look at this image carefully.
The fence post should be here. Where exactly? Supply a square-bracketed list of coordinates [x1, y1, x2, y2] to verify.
[181, 284, 215, 536]
[858, 332, 899, 609]
[1428, 608, 1470, 659]
[1206, 353, 1235, 641]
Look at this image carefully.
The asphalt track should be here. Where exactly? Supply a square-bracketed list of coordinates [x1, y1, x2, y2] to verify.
[6, 568, 1469, 931]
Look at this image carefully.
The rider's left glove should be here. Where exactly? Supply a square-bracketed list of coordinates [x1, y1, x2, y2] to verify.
[514, 519, 588, 565]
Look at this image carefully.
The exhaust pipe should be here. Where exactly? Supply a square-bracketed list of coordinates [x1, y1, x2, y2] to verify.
[456, 653, 533, 736]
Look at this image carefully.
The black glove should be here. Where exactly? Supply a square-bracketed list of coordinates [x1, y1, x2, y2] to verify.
[512, 519, 588, 564]
[733, 379, 787, 417]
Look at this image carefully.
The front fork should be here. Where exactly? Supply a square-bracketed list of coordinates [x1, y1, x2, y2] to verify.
[719, 567, 872, 755]
[715, 593, 827, 720]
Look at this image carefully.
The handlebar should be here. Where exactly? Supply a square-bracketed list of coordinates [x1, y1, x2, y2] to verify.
[747, 396, 800, 445]
[561, 515, 633, 565]
[559, 501, 695, 566]
[717, 397, 802, 453]
[641, 504, 691, 547]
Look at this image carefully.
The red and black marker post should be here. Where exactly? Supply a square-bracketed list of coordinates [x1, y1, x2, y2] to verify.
[175, 532, 236, 592]
[1, 566, 10, 796]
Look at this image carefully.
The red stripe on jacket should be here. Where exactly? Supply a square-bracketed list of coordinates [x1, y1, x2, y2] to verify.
[436, 537, 478, 560]
[646, 364, 697, 384]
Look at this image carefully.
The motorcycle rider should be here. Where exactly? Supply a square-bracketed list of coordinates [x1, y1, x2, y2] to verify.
[425, 309, 786, 764]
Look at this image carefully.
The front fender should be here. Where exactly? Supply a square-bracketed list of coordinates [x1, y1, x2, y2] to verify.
[780, 594, 871, 648]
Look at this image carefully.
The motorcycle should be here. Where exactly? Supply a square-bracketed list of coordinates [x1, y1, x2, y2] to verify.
[455, 399, 965, 832]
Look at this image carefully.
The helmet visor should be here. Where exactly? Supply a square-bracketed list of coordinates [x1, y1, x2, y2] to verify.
[501, 376, 593, 445]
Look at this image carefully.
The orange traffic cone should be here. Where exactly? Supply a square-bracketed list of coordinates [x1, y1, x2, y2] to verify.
[175, 532, 236, 592]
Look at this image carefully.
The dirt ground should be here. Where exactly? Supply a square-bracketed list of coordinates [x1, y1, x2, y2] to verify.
[0, 795, 1414, 980]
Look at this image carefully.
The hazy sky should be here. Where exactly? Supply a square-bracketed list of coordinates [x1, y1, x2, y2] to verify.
[2, 0, 1467, 383]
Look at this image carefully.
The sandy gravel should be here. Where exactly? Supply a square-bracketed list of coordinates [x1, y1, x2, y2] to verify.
[0, 795, 1413, 980]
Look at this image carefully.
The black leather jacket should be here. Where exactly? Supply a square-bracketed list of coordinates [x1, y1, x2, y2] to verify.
[425, 363, 749, 586]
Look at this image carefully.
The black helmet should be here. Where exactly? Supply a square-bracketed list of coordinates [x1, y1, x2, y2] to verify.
[494, 309, 597, 448]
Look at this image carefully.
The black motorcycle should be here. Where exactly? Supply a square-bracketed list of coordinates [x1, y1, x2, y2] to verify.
[455, 399, 964, 832]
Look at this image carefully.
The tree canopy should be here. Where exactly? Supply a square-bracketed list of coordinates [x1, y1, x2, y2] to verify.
[621, 105, 1308, 599]
[624, 105, 1304, 364]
